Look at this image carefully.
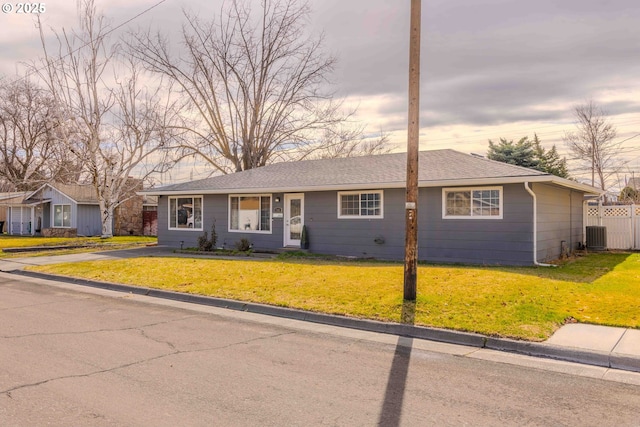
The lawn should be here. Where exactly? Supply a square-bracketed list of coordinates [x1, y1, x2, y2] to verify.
[26, 252, 640, 341]
[0, 235, 157, 257]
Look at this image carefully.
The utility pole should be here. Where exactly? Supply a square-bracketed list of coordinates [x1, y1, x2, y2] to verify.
[404, 0, 421, 301]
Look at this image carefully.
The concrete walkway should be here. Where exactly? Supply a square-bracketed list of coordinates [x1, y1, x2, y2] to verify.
[0, 245, 174, 271]
[2, 245, 640, 373]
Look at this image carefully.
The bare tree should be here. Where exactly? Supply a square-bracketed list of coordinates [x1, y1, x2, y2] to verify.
[35, 0, 180, 237]
[0, 79, 80, 191]
[300, 127, 392, 160]
[129, 0, 360, 174]
[564, 100, 620, 191]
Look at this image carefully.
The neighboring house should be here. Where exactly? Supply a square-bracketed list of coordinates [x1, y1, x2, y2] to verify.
[0, 192, 29, 233]
[142, 149, 602, 265]
[0, 182, 157, 237]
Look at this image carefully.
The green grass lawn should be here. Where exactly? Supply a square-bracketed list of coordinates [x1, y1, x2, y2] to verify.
[26, 252, 640, 341]
[0, 235, 157, 257]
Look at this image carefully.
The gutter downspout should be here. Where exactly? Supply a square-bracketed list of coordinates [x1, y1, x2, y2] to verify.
[524, 182, 555, 267]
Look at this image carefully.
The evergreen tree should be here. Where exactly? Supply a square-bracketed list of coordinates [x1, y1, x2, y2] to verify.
[487, 137, 539, 169]
[487, 134, 569, 178]
[620, 186, 639, 203]
[532, 134, 569, 178]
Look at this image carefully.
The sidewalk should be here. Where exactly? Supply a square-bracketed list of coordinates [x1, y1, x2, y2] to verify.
[0, 245, 173, 271]
[543, 323, 640, 372]
[3, 246, 640, 373]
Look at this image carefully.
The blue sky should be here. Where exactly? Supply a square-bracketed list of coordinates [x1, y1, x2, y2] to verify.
[2, 0, 640, 187]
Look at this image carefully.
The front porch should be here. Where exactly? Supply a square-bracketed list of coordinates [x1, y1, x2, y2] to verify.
[7, 203, 47, 236]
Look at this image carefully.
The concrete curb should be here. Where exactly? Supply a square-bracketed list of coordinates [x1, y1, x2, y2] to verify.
[11, 269, 640, 373]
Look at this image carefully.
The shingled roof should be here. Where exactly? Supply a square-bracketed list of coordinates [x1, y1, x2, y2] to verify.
[144, 149, 600, 195]
[46, 183, 100, 204]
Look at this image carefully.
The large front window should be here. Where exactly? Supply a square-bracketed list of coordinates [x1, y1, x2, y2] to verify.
[338, 191, 383, 218]
[229, 195, 271, 232]
[53, 204, 71, 227]
[443, 187, 502, 219]
[169, 196, 203, 230]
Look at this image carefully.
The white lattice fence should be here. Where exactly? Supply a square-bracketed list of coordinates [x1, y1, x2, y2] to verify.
[586, 204, 638, 250]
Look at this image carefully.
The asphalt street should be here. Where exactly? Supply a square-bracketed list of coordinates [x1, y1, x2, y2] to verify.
[2, 272, 640, 426]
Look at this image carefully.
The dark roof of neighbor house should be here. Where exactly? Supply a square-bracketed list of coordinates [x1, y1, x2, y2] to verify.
[0, 192, 31, 205]
[143, 149, 601, 195]
[46, 183, 100, 204]
[0, 184, 100, 206]
[0, 183, 159, 206]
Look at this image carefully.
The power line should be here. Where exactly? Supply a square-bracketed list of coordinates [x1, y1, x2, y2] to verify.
[420, 116, 640, 147]
[0, 0, 168, 86]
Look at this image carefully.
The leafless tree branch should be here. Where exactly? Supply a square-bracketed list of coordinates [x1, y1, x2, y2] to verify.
[32, 0, 181, 237]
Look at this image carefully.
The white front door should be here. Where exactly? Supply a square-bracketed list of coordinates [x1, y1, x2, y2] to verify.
[284, 194, 304, 247]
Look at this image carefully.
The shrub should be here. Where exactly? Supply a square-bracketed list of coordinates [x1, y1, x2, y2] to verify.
[197, 220, 218, 252]
[197, 231, 213, 252]
[234, 238, 251, 252]
[209, 220, 218, 248]
[300, 225, 309, 249]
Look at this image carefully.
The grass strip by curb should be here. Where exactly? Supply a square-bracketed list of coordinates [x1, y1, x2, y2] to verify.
[26, 252, 640, 341]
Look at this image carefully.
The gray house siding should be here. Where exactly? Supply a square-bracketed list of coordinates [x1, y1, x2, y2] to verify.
[304, 189, 406, 259]
[159, 193, 289, 250]
[292, 184, 535, 265]
[41, 204, 49, 231]
[44, 188, 78, 229]
[534, 183, 585, 262]
[305, 185, 533, 265]
[421, 185, 534, 265]
[76, 205, 102, 236]
[157, 184, 545, 265]
[9, 207, 31, 234]
[158, 195, 209, 248]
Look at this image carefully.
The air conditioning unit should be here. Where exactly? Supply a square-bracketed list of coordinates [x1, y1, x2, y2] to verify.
[586, 226, 607, 251]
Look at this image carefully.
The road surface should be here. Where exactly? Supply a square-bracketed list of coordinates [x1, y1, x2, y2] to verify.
[1, 273, 640, 426]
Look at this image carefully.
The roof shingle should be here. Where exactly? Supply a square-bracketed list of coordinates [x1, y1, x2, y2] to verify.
[152, 149, 552, 194]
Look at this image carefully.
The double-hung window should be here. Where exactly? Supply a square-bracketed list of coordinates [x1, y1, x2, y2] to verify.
[53, 204, 71, 228]
[443, 187, 502, 219]
[229, 195, 271, 233]
[168, 196, 203, 230]
[338, 191, 383, 218]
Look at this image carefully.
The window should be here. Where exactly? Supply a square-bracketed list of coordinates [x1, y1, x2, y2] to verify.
[169, 196, 203, 230]
[443, 187, 502, 219]
[338, 191, 383, 218]
[229, 195, 271, 233]
[53, 204, 71, 227]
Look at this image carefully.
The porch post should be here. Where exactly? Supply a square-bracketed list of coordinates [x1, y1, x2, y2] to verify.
[30, 206, 35, 236]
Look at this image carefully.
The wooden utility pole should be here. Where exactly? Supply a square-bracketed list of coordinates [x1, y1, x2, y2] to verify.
[404, 0, 421, 301]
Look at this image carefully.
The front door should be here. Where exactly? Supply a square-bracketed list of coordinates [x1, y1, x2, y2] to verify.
[284, 193, 304, 247]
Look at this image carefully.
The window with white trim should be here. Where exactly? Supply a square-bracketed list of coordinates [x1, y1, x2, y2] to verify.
[443, 187, 503, 219]
[53, 204, 71, 227]
[229, 195, 271, 233]
[338, 191, 383, 218]
[168, 196, 203, 230]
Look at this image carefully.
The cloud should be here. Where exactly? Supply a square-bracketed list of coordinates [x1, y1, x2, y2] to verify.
[316, 0, 640, 133]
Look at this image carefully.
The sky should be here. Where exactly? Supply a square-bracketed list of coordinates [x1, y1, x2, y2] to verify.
[1, 0, 640, 189]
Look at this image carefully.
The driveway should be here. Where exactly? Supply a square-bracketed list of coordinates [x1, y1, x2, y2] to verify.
[0, 245, 174, 272]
